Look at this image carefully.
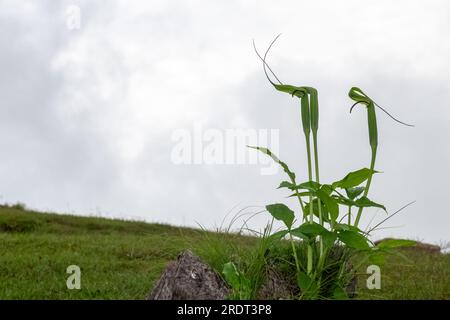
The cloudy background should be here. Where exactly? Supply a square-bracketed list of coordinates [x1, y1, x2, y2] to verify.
[1, 0, 449, 245]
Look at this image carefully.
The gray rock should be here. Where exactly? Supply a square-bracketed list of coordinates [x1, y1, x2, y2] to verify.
[148, 250, 230, 300]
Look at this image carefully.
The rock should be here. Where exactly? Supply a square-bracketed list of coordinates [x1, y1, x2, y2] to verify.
[148, 249, 358, 300]
[148, 250, 230, 300]
[257, 267, 298, 300]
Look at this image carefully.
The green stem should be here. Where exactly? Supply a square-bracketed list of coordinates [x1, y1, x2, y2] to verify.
[354, 148, 377, 227]
[289, 176, 305, 215]
[289, 233, 300, 273]
[307, 246, 313, 275]
[305, 134, 314, 275]
[348, 205, 352, 225]
[312, 134, 324, 259]
[305, 136, 313, 222]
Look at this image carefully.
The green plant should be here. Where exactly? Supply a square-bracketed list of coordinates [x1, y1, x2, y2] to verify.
[222, 261, 253, 299]
[250, 35, 415, 299]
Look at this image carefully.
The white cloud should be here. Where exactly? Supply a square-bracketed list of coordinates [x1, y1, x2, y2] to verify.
[1, 0, 449, 243]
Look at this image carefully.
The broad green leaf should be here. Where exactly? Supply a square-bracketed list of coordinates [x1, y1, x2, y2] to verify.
[354, 196, 386, 211]
[333, 195, 354, 206]
[334, 223, 361, 233]
[320, 184, 333, 195]
[316, 190, 339, 222]
[332, 168, 376, 189]
[265, 203, 295, 229]
[304, 198, 329, 222]
[297, 272, 318, 299]
[333, 286, 348, 300]
[334, 223, 350, 231]
[376, 239, 416, 249]
[338, 230, 370, 250]
[269, 229, 289, 241]
[292, 181, 320, 192]
[289, 228, 309, 241]
[222, 262, 240, 289]
[345, 186, 365, 200]
[293, 222, 328, 237]
[322, 230, 338, 248]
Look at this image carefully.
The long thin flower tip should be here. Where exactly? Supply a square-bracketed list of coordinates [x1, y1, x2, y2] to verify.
[253, 36, 284, 86]
[349, 101, 365, 113]
[374, 102, 415, 127]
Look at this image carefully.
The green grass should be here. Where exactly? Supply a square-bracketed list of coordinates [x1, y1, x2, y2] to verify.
[0, 205, 448, 299]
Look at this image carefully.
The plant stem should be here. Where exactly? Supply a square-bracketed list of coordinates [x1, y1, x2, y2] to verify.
[354, 148, 377, 227]
[305, 136, 313, 222]
[348, 205, 352, 225]
[289, 233, 301, 273]
[312, 134, 324, 260]
[305, 134, 314, 275]
[312, 134, 321, 224]
[289, 176, 305, 215]
[307, 245, 313, 275]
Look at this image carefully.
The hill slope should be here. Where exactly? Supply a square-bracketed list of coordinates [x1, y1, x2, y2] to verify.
[0, 205, 449, 299]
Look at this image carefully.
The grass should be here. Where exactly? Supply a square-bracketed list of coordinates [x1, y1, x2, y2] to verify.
[0, 204, 448, 299]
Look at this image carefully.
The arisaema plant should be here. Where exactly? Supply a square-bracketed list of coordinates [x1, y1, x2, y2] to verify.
[247, 35, 416, 299]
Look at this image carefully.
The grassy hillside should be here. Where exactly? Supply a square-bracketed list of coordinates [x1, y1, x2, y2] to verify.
[0, 204, 449, 299]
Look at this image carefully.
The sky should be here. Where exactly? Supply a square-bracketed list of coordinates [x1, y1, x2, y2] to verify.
[0, 0, 449, 245]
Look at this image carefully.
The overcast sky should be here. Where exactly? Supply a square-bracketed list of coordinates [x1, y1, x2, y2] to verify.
[1, 0, 449, 245]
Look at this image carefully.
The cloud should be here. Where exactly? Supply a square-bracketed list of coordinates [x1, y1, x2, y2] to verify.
[0, 0, 449, 243]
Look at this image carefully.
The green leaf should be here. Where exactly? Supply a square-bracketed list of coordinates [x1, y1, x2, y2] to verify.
[333, 195, 354, 206]
[292, 181, 320, 191]
[297, 272, 318, 299]
[247, 146, 296, 181]
[333, 286, 348, 300]
[222, 262, 240, 289]
[316, 190, 339, 222]
[304, 198, 329, 222]
[289, 228, 309, 241]
[345, 186, 365, 200]
[354, 196, 386, 211]
[338, 230, 370, 250]
[293, 222, 328, 237]
[265, 203, 295, 229]
[376, 239, 416, 249]
[322, 231, 338, 248]
[332, 168, 376, 189]
[320, 184, 333, 195]
[288, 191, 314, 198]
[278, 181, 295, 189]
[269, 230, 289, 241]
[334, 223, 361, 233]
